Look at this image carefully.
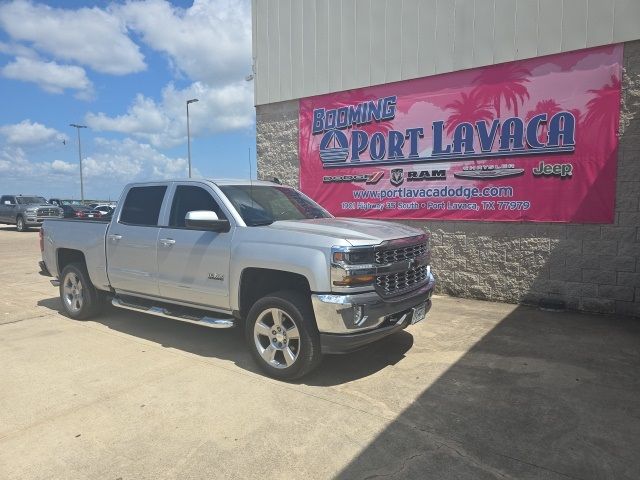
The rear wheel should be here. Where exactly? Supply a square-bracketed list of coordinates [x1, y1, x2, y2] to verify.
[245, 290, 322, 380]
[59, 263, 102, 319]
[16, 216, 27, 232]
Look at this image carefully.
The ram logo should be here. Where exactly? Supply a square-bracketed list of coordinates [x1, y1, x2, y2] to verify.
[390, 168, 404, 186]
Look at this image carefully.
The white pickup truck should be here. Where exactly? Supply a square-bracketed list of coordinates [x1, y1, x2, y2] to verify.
[40, 179, 435, 379]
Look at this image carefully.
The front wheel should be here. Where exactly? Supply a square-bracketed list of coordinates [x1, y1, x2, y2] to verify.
[59, 263, 102, 320]
[245, 290, 322, 380]
[16, 216, 27, 232]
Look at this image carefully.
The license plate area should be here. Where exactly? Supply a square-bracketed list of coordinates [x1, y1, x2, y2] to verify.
[411, 302, 426, 325]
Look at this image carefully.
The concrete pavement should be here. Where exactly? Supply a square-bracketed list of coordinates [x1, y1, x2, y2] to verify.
[0, 226, 639, 479]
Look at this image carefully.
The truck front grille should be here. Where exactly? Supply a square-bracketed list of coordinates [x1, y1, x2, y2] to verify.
[375, 242, 427, 264]
[376, 265, 429, 297]
[37, 208, 59, 217]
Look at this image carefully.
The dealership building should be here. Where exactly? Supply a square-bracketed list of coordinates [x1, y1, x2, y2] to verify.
[251, 0, 640, 317]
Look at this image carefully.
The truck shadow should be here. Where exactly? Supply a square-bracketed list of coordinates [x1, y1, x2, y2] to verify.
[36, 297, 414, 386]
[0, 226, 37, 233]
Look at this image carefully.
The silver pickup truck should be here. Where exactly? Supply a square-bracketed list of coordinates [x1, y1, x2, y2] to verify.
[40, 179, 435, 379]
[0, 195, 62, 231]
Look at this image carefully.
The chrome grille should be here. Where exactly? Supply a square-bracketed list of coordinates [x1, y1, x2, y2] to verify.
[376, 265, 429, 297]
[37, 208, 59, 217]
[375, 242, 427, 264]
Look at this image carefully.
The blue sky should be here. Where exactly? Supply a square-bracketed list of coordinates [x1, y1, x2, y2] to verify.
[0, 0, 255, 200]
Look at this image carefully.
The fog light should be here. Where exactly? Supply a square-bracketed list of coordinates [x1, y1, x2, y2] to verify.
[353, 305, 367, 326]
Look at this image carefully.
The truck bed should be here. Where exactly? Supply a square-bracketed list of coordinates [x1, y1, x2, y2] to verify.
[41, 218, 111, 290]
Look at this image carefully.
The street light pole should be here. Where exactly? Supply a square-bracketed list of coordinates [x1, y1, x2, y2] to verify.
[186, 98, 199, 178]
[70, 123, 87, 202]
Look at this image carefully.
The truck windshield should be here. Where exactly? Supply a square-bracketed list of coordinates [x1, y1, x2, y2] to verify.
[219, 185, 331, 226]
[16, 196, 46, 204]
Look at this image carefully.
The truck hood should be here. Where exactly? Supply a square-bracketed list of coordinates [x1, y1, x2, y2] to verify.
[24, 204, 55, 209]
[266, 218, 424, 245]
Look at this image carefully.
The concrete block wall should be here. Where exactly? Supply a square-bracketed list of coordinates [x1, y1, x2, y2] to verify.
[256, 41, 640, 317]
[256, 100, 300, 188]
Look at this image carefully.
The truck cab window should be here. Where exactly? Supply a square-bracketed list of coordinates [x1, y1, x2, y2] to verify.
[169, 185, 226, 228]
[120, 186, 167, 226]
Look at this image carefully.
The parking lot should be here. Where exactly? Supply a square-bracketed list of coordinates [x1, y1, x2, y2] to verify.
[1, 226, 639, 479]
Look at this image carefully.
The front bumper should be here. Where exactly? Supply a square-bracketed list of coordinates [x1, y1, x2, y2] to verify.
[320, 298, 432, 354]
[312, 270, 435, 353]
[25, 216, 61, 226]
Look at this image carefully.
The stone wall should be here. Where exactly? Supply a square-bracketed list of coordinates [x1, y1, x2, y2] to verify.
[256, 41, 640, 317]
[256, 100, 300, 188]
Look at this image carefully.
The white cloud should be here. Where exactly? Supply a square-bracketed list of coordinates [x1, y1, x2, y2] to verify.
[50, 159, 75, 174]
[2, 56, 92, 95]
[83, 137, 192, 180]
[85, 94, 169, 135]
[116, 0, 251, 86]
[0, 41, 38, 59]
[0, 139, 193, 197]
[0, 120, 68, 146]
[0, 146, 32, 175]
[0, 0, 145, 75]
[0, 147, 77, 179]
[86, 80, 254, 148]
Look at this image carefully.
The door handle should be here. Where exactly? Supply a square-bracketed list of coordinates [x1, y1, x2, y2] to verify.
[108, 234, 122, 241]
[159, 238, 176, 246]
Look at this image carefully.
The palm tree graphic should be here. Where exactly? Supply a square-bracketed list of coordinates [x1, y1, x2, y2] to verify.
[526, 99, 562, 143]
[445, 91, 493, 166]
[444, 91, 493, 135]
[584, 75, 621, 134]
[474, 63, 531, 118]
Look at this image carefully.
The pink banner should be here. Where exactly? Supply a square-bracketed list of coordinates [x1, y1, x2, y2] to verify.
[299, 45, 622, 223]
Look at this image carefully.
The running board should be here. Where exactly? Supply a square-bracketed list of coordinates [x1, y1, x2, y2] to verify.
[111, 297, 234, 329]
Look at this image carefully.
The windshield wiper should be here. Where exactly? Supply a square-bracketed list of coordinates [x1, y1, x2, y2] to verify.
[249, 220, 274, 226]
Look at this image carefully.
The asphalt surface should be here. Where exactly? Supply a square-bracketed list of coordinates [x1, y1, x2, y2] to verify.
[1, 225, 639, 479]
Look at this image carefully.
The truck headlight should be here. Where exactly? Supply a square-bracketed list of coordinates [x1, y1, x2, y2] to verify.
[332, 249, 375, 264]
[331, 246, 377, 290]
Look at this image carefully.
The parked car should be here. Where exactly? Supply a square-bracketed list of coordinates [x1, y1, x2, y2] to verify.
[0, 195, 62, 231]
[39, 179, 435, 379]
[60, 203, 102, 218]
[49, 198, 82, 207]
[91, 205, 115, 216]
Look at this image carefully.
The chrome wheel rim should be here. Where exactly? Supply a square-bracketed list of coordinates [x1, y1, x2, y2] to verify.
[16, 218, 23, 230]
[253, 308, 301, 369]
[62, 272, 84, 314]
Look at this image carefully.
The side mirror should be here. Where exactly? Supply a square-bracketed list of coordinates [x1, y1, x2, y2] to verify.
[185, 210, 230, 232]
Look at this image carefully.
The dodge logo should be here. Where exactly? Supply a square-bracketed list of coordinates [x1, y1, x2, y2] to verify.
[390, 168, 404, 186]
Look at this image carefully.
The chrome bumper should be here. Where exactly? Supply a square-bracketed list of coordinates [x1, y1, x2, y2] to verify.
[25, 216, 61, 226]
[311, 270, 435, 334]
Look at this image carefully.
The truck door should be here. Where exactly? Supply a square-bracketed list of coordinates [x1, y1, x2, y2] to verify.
[106, 185, 168, 297]
[157, 184, 233, 309]
[0, 196, 15, 222]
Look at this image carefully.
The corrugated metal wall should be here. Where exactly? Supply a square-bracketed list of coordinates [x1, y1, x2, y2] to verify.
[252, 0, 640, 105]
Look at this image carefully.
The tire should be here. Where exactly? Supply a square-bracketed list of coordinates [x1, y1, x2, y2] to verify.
[245, 290, 322, 380]
[59, 263, 102, 320]
[15, 215, 27, 232]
